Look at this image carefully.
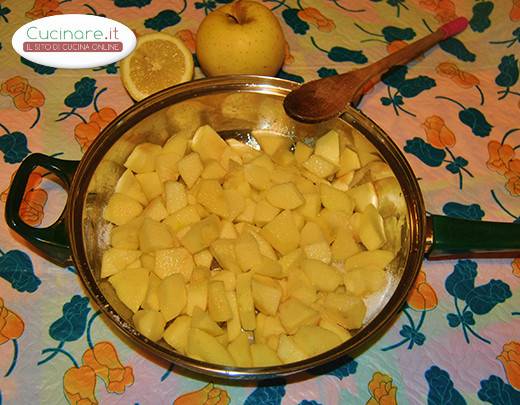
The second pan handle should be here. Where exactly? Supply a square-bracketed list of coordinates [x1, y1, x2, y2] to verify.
[425, 215, 520, 260]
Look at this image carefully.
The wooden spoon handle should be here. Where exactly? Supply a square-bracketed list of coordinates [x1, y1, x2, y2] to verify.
[352, 17, 468, 103]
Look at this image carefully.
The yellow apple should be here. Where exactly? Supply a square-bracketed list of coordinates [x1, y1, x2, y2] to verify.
[196, 0, 286, 76]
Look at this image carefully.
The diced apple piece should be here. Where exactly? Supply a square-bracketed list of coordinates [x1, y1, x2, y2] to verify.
[246, 229, 277, 260]
[260, 210, 300, 255]
[220, 147, 243, 170]
[186, 280, 208, 315]
[255, 131, 291, 156]
[300, 222, 326, 246]
[163, 315, 191, 353]
[133, 309, 165, 342]
[303, 241, 332, 264]
[101, 248, 142, 278]
[158, 274, 187, 321]
[164, 181, 188, 214]
[320, 184, 354, 214]
[294, 141, 313, 164]
[344, 250, 394, 271]
[265, 182, 304, 210]
[344, 267, 387, 297]
[236, 198, 256, 223]
[127, 260, 141, 269]
[367, 161, 394, 181]
[141, 253, 155, 270]
[324, 293, 366, 329]
[254, 200, 280, 226]
[197, 179, 229, 218]
[235, 231, 262, 271]
[252, 275, 282, 316]
[252, 255, 283, 279]
[124, 143, 162, 173]
[191, 306, 223, 336]
[142, 197, 168, 222]
[202, 159, 227, 180]
[296, 193, 321, 219]
[155, 152, 181, 183]
[302, 259, 342, 292]
[293, 326, 341, 356]
[302, 154, 338, 178]
[349, 212, 362, 240]
[279, 298, 320, 334]
[250, 154, 274, 171]
[154, 247, 193, 280]
[270, 165, 297, 184]
[139, 218, 175, 252]
[115, 169, 148, 205]
[226, 138, 256, 154]
[359, 204, 386, 250]
[135, 172, 163, 201]
[191, 266, 211, 282]
[187, 328, 235, 366]
[142, 272, 161, 311]
[236, 273, 256, 331]
[272, 149, 295, 167]
[212, 270, 236, 291]
[163, 206, 200, 234]
[208, 280, 232, 322]
[251, 343, 282, 366]
[358, 151, 380, 166]
[210, 239, 241, 273]
[109, 267, 149, 313]
[319, 319, 351, 342]
[332, 226, 362, 261]
[293, 212, 305, 232]
[193, 249, 212, 268]
[104, 193, 143, 226]
[228, 332, 252, 367]
[294, 176, 318, 194]
[109, 216, 144, 249]
[225, 291, 241, 342]
[337, 147, 361, 177]
[180, 215, 220, 253]
[223, 189, 245, 221]
[219, 220, 238, 239]
[347, 182, 378, 212]
[277, 334, 307, 364]
[191, 125, 229, 162]
[178, 152, 203, 188]
[279, 248, 303, 275]
[223, 169, 251, 197]
[332, 172, 354, 192]
[244, 164, 271, 190]
[163, 134, 188, 156]
[259, 314, 286, 338]
[315, 129, 340, 165]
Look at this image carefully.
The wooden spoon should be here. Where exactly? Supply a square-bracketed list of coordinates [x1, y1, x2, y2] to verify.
[284, 17, 469, 124]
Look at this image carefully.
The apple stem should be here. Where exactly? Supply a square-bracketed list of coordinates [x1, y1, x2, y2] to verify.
[226, 13, 240, 24]
[232, 0, 247, 24]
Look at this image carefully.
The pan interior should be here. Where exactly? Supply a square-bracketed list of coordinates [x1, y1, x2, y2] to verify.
[73, 77, 424, 378]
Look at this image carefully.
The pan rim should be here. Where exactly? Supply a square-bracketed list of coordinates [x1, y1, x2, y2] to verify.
[67, 75, 427, 379]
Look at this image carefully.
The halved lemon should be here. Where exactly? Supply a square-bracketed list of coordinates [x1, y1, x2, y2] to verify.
[121, 33, 194, 101]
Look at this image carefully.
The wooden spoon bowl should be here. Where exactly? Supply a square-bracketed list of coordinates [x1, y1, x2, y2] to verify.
[284, 17, 469, 124]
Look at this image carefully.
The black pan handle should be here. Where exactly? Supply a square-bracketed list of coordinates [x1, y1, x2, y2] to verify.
[425, 215, 520, 260]
[5, 153, 79, 266]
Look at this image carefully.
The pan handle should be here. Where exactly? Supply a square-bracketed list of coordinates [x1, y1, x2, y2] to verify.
[425, 215, 520, 260]
[4, 153, 79, 267]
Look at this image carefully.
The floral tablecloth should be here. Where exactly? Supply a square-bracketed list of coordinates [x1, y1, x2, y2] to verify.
[0, 1, 519, 404]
